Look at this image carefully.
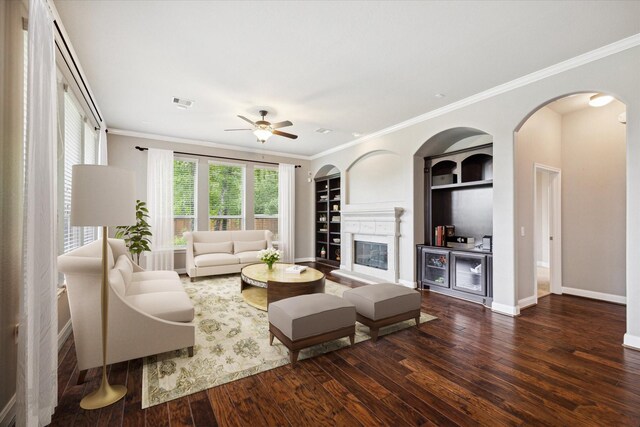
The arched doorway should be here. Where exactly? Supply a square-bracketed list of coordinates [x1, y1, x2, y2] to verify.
[514, 92, 627, 312]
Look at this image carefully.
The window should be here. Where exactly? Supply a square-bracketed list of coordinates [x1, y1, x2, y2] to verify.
[254, 167, 279, 238]
[173, 157, 197, 246]
[61, 90, 99, 254]
[209, 162, 244, 231]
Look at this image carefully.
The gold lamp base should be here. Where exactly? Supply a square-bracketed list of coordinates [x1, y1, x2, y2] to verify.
[80, 381, 127, 410]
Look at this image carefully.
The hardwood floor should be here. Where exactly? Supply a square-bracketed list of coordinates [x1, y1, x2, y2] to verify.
[50, 263, 640, 426]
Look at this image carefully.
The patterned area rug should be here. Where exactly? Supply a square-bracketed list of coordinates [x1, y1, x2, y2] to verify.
[141, 275, 436, 408]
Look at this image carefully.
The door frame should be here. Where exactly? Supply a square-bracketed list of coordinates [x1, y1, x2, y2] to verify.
[533, 163, 562, 301]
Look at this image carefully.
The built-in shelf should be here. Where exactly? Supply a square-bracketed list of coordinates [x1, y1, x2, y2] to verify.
[431, 179, 493, 190]
[316, 173, 341, 267]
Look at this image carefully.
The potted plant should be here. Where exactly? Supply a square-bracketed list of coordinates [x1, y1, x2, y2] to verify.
[115, 199, 152, 264]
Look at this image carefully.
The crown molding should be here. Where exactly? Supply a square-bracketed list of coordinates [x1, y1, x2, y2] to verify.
[107, 129, 313, 161]
[310, 33, 640, 161]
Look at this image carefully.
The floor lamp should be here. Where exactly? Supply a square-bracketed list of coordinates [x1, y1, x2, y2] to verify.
[71, 165, 136, 410]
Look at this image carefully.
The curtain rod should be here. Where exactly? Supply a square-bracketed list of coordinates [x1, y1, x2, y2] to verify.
[134, 146, 301, 168]
[53, 20, 103, 126]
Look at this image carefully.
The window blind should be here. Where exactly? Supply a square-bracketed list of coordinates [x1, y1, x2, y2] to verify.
[63, 92, 83, 253]
[254, 167, 279, 237]
[209, 162, 244, 231]
[173, 158, 197, 246]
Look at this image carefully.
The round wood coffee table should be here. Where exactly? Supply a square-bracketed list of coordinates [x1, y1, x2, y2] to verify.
[240, 263, 325, 311]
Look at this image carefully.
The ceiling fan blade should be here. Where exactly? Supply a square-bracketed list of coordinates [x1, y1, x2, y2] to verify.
[270, 120, 293, 129]
[237, 115, 256, 126]
[272, 130, 298, 140]
[224, 128, 252, 131]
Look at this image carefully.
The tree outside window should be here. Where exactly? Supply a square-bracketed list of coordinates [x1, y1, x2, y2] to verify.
[254, 167, 278, 239]
[209, 163, 244, 230]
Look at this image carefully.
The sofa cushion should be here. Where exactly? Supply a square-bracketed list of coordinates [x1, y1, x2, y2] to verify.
[125, 292, 194, 322]
[234, 240, 266, 253]
[236, 250, 261, 264]
[342, 283, 421, 321]
[194, 253, 240, 267]
[194, 241, 233, 255]
[132, 270, 180, 282]
[114, 254, 134, 286]
[127, 279, 185, 296]
[108, 269, 126, 297]
[269, 294, 356, 341]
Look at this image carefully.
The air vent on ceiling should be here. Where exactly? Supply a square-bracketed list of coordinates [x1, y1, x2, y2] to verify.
[315, 128, 332, 134]
[172, 97, 194, 109]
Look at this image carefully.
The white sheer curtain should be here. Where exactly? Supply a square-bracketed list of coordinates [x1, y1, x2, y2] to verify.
[278, 163, 296, 263]
[98, 126, 108, 165]
[147, 148, 174, 270]
[17, 0, 58, 424]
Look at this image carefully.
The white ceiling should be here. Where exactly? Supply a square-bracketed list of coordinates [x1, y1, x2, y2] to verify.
[54, 1, 640, 157]
[546, 93, 595, 115]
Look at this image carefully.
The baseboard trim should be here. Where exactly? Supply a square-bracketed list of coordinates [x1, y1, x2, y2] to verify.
[174, 268, 186, 274]
[294, 257, 316, 263]
[58, 319, 73, 351]
[623, 333, 640, 351]
[0, 394, 15, 427]
[491, 302, 520, 317]
[331, 269, 381, 285]
[562, 287, 626, 304]
[518, 295, 537, 310]
[398, 279, 417, 289]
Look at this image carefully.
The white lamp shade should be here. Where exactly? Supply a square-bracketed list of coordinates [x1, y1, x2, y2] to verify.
[71, 165, 137, 227]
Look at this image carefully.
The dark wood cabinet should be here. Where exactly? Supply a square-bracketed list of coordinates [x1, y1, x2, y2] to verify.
[315, 174, 341, 267]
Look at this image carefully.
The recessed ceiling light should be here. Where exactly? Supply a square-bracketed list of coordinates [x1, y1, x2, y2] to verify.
[352, 132, 362, 137]
[172, 96, 194, 109]
[435, 93, 446, 98]
[315, 128, 332, 134]
[588, 93, 614, 107]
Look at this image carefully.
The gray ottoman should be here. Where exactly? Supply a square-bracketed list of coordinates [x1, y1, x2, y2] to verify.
[343, 283, 421, 342]
[269, 293, 356, 363]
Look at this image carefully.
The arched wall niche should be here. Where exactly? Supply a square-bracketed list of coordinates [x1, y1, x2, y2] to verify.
[345, 150, 403, 205]
[314, 164, 340, 179]
[412, 126, 494, 253]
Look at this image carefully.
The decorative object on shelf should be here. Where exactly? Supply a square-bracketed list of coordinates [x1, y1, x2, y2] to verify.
[320, 246, 326, 258]
[319, 228, 328, 232]
[335, 249, 341, 262]
[331, 215, 341, 222]
[332, 205, 339, 211]
[482, 235, 493, 251]
[115, 199, 152, 265]
[470, 264, 482, 274]
[71, 165, 136, 409]
[257, 248, 281, 270]
[333, 238, 341, 244]
[320, 195, 328, 200]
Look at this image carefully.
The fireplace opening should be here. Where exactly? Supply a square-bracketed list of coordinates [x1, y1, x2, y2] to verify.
[354, 241, 388, 270]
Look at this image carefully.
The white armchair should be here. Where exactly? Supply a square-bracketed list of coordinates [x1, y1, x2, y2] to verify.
[57, 238, 195, 381]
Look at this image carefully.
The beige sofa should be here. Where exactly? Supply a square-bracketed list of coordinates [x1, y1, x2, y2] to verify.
[57, 239, 195, 378]
[184, 230, 273, 280]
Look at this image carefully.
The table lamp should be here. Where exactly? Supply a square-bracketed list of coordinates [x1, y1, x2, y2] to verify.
[71, 165, 136, 409]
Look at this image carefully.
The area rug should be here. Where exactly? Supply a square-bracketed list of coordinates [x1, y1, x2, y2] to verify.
[141, 275, 436, 408]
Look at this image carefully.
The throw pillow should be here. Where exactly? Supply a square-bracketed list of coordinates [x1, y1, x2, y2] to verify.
[194, 241, 234, 255]
[234, 240, 267, 253]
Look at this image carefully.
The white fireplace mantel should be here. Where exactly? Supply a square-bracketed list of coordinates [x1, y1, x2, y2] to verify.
[335, 207, 404, 283]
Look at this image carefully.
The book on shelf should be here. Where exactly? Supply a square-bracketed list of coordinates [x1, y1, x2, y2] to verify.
[285, 265, 307, 274]
[434, 225, 456, 247]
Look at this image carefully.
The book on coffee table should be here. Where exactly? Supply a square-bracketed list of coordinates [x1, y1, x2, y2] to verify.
[285, 265, 307, 274]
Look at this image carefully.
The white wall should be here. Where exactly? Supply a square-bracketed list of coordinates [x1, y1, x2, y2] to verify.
[311, 45, 640, 332]
[515, 107, 562, 301]
[561, 100, 626, 296]
[107, 133, 315, 266]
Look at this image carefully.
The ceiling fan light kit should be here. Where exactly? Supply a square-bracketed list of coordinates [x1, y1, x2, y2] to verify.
[225, 109, 298, 144]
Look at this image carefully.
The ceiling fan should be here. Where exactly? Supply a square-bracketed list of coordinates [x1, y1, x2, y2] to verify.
[225, 110, 298, 143]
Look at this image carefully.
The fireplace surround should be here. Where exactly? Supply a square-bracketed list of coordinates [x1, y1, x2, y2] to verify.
[334, 207, 403, 283]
